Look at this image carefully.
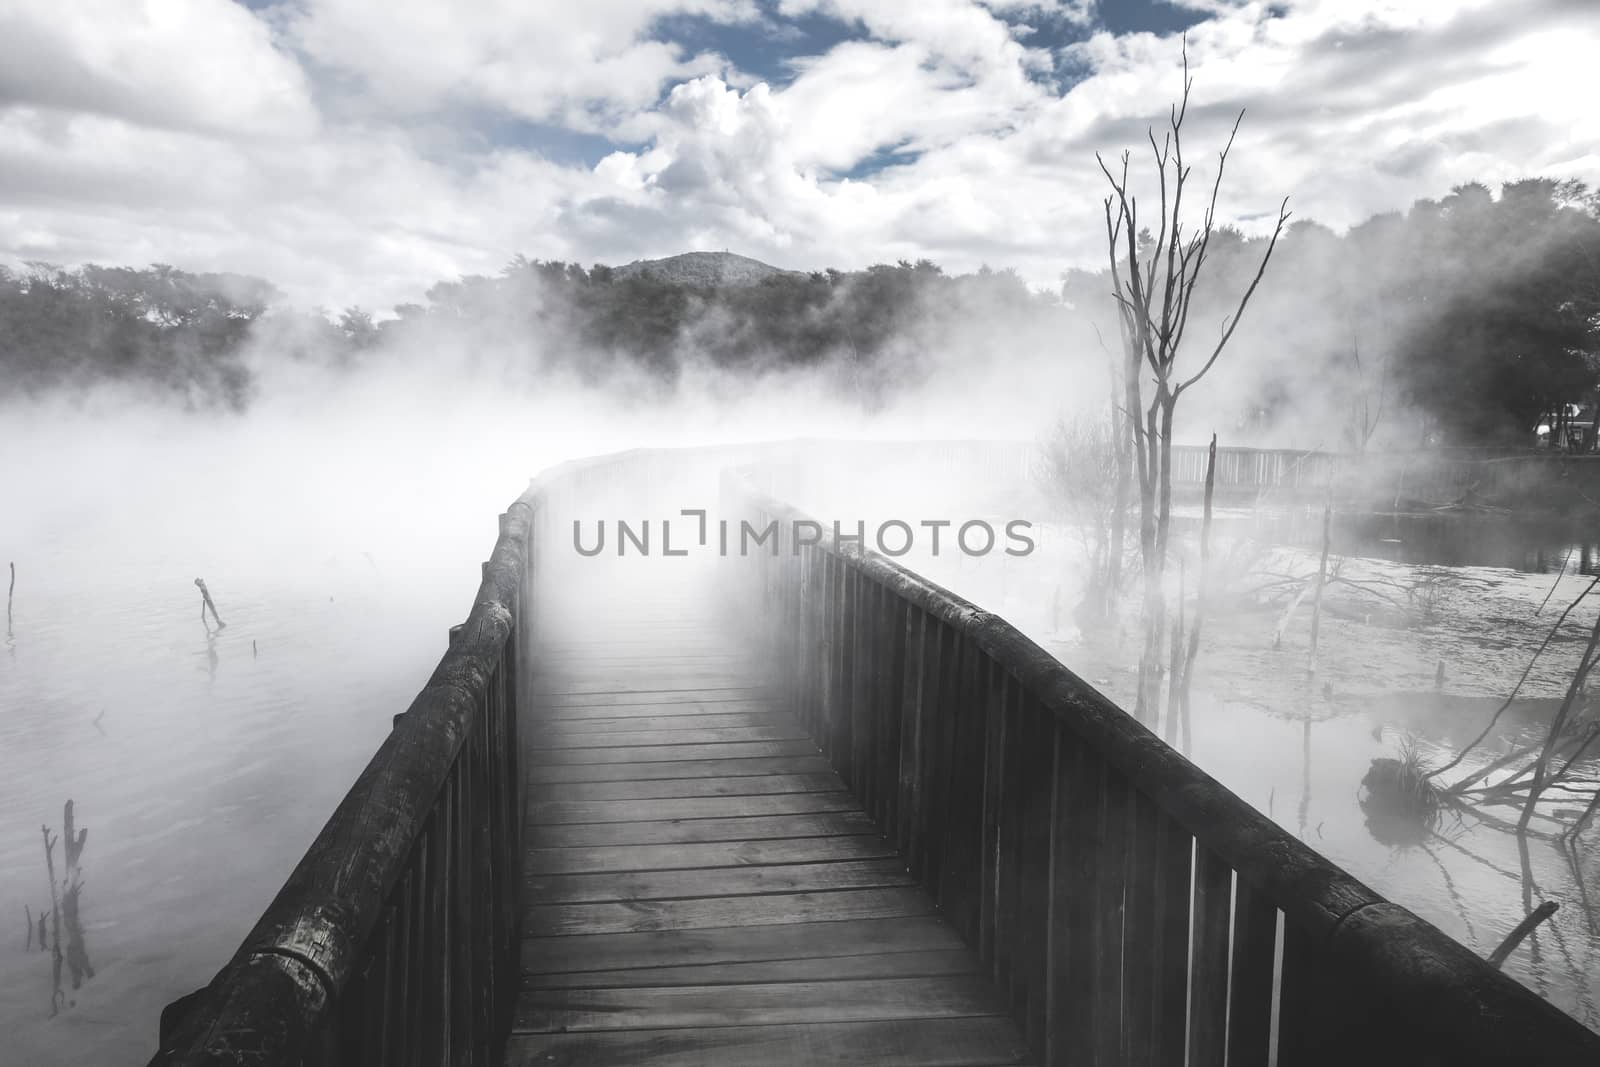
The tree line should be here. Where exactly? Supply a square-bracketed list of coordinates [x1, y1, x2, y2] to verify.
[3, 176, 1597, 445]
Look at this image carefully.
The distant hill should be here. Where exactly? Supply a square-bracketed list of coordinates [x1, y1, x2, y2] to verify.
[610, 251, 801, 287]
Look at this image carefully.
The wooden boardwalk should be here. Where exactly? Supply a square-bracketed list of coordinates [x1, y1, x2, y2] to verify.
[508, 558, 1032, 1067]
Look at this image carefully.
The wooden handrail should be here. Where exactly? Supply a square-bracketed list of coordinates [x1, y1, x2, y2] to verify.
[148, 496, 538, 1066]
[721, 464, 1600, 1066]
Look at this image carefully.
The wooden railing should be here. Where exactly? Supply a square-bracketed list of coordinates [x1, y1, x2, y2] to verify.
[722, 465, 1600, 1067]
[148, 495, 537, 1066]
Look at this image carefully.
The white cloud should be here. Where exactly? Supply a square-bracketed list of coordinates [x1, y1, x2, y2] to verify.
[0, 0, 1595, 309]
[284, 0, 757, 132]
[0, 0, 317, 138]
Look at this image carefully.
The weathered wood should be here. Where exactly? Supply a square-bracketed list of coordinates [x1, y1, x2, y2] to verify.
[534, 697, 788, 719]
[528, 723, 811, 748]
[526, 739, 820, 765]
[527, 887, 937, 936]
[504, 1016, 1033, 1067]
[1188, 849, 1232, 1065]
[524, 948, 980, 990]
[527, 772, 842, 803]
[527, 858, 916, 904]
[534, 711, 795, 735]
[525, 810, 880, 848]
[515, 975, 1010, 1032]
[528, 755, 832, 783]
[532, 686, 780, 707]
[522, 915, 966, 975]
[527, 790, 859, 825]
[1226, 881, 1278, 1067]
[525, 834, 896, 875]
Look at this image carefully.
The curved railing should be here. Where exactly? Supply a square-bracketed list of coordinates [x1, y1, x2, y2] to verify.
[721, 463, 1600, 1067]
[148, 492, 540, 1065]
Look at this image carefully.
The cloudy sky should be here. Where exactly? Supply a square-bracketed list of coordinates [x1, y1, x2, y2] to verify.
[1, 0, 1596, 310]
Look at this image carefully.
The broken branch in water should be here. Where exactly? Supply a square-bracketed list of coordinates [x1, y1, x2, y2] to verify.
[1486, 901, 1559, 968]
[195, 578, 226, 630]
[1518, 603, 1600, 832]
[1429, 575, 1600, 782]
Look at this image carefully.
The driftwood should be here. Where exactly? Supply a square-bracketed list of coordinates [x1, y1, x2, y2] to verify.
[1486, 902, 1559, 968]
[194, 578, 225, 630]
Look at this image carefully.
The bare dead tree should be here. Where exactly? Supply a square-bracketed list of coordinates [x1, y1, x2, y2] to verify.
[1098, 38, 1291, 720]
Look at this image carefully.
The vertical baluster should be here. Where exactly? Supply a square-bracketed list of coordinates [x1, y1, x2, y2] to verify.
[1091, 769, 1131, 1066]
[795, 547, 814, 735]
[1276, 918, 1350, 1067]
[978, 661, 1010, 967]
[1150, 811, 1193, 1066]
[1188, 850, 1233, 1067]
[1048, 732, 1099, 1066]
[829, 557, 845, 772]
[992, 681, 1024, 1002]
[402, 836, 425, 1067]
[876, 592, 907, 837]
[836, 564, 856, 784]
[897, 608, 929, 866]
[1120, 792, 1160, 1066]
[921, 622, 958, 897]
[1227, 880, 1277, 1067]
[1018, 709, 1055, 1053]
[466, 722, 486, 1064]
[849, 568, 871, 804]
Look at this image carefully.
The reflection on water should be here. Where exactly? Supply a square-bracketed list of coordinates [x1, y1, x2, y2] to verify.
[1180, 509, 1600, 576]
[36, 800, 96, 1016]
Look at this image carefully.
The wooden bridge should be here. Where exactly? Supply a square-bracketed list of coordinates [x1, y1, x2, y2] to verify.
[148, 444, 1600, 1066]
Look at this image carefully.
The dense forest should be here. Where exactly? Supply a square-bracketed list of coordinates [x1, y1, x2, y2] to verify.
[3, 177, 1597, 446]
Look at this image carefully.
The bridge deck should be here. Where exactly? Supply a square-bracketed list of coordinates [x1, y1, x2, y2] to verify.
[506, 558, 1033, 1067]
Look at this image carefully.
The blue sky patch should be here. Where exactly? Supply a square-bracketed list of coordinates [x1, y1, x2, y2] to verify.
[649, 4, 862, 88]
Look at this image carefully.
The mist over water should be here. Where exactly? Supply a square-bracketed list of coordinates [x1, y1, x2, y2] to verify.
[0, 312, 1082, 1063]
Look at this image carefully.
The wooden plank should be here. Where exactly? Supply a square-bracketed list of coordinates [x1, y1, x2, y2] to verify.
[522, 915, 966, 975]
[504, 1016, 1034, 1067]
[514, 975, 1010, 1032]
[532, 686, 779, 706]
[527, 792, 860, 826]
[525, 810, 881, 848]
[527, 724, 810, 749]
[533, 711, 796, 734]
[528, 859, 915, 904]
[535, 698, 789, 720]
[526, 887, 936, 936]
[528, 755, 833, 784]
[537, 675, 774, 693]
[526, 834, 896, 875]
[527, 740, 820, 766]
[527, 773, 843, 803]
[532, 652, 748, 666]
[523, 948, 978, 990]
